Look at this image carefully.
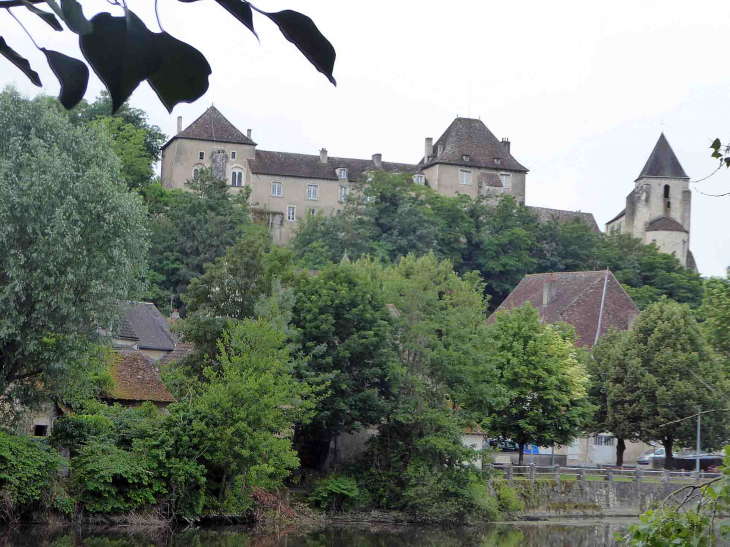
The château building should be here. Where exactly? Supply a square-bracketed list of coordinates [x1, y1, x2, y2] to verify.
[606, 133, 696, 270]
[161, 106, 598, 242]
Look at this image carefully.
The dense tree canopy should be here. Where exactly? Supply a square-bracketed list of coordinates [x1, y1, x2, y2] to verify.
[0, 88, 147, 422]
[608, 298, 728, 469]
[484, 304, 593, 464]
[700, 268, 730, 364]
[291, 174, 702, 311]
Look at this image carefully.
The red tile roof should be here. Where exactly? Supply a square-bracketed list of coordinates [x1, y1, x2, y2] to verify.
[488, 271, 639, 347]
[158, 343, 194, 367]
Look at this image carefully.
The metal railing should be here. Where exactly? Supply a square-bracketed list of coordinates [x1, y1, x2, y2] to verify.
[492, 463, 722, 486]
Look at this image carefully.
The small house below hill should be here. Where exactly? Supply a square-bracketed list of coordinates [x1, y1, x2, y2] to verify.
[103, 350, 176, 410]
[489, 270, 639, 348]
[113, 301, 179, 361]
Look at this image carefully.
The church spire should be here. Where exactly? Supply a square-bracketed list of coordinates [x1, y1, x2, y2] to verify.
[636, 133, 689, 181]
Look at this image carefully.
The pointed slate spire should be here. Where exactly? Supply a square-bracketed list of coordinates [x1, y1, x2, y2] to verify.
[636, 133, 689, 180]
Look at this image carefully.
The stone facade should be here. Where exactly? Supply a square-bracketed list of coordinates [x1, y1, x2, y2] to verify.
[606, 133, 695, 269]
[161, 108, 559, 243]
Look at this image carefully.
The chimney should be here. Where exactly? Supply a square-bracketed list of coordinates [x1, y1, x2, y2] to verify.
[176, 116, 182, 135]
[543, 273, 557, 307]
[372, 153, 382, 169]
[501, 137, 510, 154]
[425, 137, 433, 159]
[437, 143, 444, 157]
[247, 128, 252, 140]
[320, 148, 328, 164]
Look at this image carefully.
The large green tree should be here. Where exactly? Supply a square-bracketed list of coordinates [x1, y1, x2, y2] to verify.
[0, 88, 147, 421]
[144, 168, 251, 314]
[700, 268, 730, 364]
[290, 259, 395, 468]
[485, 304, 593, 464]
[586, 328, 637, 466]
[609, 298, 728, 469]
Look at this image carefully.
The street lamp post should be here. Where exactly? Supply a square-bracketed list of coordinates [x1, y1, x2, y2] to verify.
[696, 406, 701, 474]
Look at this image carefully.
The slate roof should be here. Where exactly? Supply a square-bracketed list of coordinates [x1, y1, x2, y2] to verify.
[106, 350, 176, 403]
[527, 206, 601, 233]
[645, 216, 688, 233]
[162, 106, 256, 149]
[419, 117, 528, 172]
[158, 343, 194, 367]
[115, 302, 178, 351]
[249, 150, 418, 181]
[636, 133, 689, 181]
[488, 271, 640, 347]
[606, 208, 626, 225]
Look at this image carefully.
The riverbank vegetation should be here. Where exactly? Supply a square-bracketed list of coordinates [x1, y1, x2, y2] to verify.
[1, 89, 727, 527]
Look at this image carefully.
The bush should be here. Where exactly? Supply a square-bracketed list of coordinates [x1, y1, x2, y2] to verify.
[71, 442, 165, 514]
[0, 431, 63, 520]
[495, 483, 524, 514]
[308, 475, 361, 512]
[50, 414, 114, 455]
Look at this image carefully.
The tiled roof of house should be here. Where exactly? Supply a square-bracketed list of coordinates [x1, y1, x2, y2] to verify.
[419, 117, 528, 172]
[248, 150, 418, 181]
[162, 106, 256, 149]
[158, 342, 194, 367]
[527, 206, 601, 233]
[115, 302, 178, 351]
[606, 208, 626, 225]
[645, 216, 688, 233]
[637, 133, 689, 180]
[488, 271, 640, 347]
[106, 350, 176, 403]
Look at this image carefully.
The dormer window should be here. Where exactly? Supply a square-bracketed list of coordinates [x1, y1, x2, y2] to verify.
[494, 157, 501, 165]
[413, 174, 425, 185]
[337, 168, 348, 180]
[199, 151, 205, 160]
[462, 155, 470, 162]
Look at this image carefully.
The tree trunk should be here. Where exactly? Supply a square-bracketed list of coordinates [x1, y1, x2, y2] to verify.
[518, 442, 525, 465]
[663, 437, 675, 470]
[616, 437, 626, 467]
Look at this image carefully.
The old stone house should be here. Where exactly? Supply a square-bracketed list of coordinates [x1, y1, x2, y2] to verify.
[488, 270, 651, 465]
[161, 107, 597, 242]
[606, 133, 697, 270]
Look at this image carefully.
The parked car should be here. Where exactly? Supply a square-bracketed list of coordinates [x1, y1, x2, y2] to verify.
[637, 447, 678, 465]
[484, 439, 521, 452]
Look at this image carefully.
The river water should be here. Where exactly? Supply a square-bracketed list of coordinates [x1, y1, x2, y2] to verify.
[1, 519, 635, 546]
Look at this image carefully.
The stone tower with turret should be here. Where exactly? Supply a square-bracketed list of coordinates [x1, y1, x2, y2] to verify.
[606, 134, 696, 270]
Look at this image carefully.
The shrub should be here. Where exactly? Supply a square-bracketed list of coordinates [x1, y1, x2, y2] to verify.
[308, 475, 361, 512]
[496, 484, 524, 514]
[0, 432, 63, 520]
[71, 442, 165, 514]
[50, 414, 113, 456]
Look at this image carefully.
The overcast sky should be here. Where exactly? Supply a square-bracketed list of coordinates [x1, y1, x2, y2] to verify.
[2, 0, 728, 276]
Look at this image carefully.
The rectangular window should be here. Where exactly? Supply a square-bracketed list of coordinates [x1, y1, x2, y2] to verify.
[414, 174, 425, 185]
[500, 173, 512, 189]
[271, 181, 283, 197]
[199, 151, 205, 160]
[306, 184, 319, 200]
[594, 435, 615, 447]
[338, 169, 348, 180]
[231, 151, 237, 160]
[308, 207, 318, 215]
[339, 185, 348, 202]
[287, 206, 296, 222]
[459, 169, 472, 186]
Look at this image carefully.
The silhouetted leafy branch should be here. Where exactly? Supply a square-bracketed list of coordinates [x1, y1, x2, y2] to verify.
[0, 0, 336, 112]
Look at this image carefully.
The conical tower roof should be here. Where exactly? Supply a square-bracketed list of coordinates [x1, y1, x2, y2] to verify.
[636, 133, 688, 180]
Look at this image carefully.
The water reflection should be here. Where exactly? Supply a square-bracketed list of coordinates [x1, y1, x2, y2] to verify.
[0, 521, 631, 547]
